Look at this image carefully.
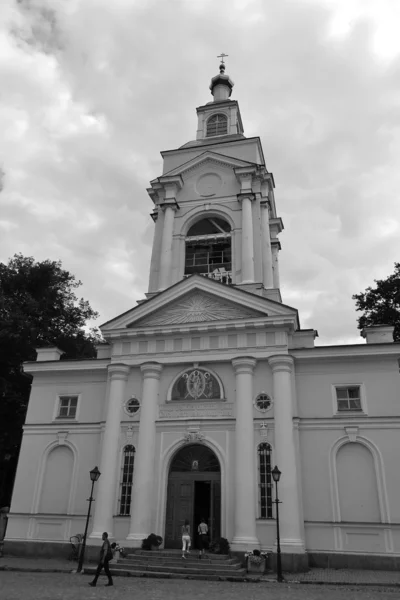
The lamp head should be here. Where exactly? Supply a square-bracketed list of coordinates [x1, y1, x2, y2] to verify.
[90, 466, 101, 482]
[271, 466, 281, 483]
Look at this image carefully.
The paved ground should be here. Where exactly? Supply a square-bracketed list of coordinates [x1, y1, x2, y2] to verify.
[2, 556, 400, 586]
[0, 572, 400, 600]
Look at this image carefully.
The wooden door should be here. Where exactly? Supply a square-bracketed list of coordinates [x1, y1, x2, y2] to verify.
[165, 476, 194, 548]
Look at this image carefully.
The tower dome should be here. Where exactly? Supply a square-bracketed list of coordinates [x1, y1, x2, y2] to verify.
[209, 59, 234, 102]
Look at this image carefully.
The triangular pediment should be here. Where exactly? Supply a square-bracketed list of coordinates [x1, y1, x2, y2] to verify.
[101, 275, 299, 333]
[159, 151, 256, 179]
[134, 290, 265, 327]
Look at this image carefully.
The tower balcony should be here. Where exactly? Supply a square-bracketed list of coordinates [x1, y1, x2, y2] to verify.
[183, 268, 232, 285]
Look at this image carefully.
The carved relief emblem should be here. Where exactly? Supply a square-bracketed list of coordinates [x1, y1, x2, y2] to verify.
[183, 431, 205, 443]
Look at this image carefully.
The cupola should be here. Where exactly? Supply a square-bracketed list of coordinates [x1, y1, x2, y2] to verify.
[209, 60, 234, 102]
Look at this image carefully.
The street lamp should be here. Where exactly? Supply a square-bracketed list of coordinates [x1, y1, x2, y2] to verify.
[271, 465, 283, 583]
[77, 466, 101, 573]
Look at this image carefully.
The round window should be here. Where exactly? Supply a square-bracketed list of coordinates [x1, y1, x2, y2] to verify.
[125, 397, 140, 415]
[254, 393, 272, 413]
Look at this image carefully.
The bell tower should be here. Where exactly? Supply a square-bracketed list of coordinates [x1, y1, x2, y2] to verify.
[146, 60, 283, 303]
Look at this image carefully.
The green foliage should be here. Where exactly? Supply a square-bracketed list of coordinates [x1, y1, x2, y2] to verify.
[0, 254, 101, 506]
[352, 263, 400, 342]
[141, 534, 163, 550]
[208, 537, 230, 555]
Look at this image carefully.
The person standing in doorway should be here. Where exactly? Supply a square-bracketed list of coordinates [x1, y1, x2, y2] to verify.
[197, 517, 209, 559]
[181, 519, 191, 559]
[89, 531, 113, 587]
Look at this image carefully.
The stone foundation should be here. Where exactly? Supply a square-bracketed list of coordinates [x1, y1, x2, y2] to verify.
[308, 552, 400, 571]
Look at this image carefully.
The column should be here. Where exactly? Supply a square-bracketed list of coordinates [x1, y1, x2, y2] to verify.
[231, 357, 259, 551]
[260, 200, 274, 289]
[271, 243, 280, 289]
[127, 362, 163, 544]
[158, 203, 176, 291]
[148, 207, 165, 293]
[268, 355, 305, 553]
[90, 364, 130, 538]
[240, 196, 255, 284]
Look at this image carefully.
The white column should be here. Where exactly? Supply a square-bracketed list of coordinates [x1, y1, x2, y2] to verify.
[127, 362, 163, 544]
[158, 203, 176, 291]
[268, 355, 305, 553]
[90, 364, 130, 539]
[261, 200, 274, 289]
[148, 207, 165, 293]
[271, 243, 280, 289]
[240, 196, 255, 284]
[231, 357, 259, 551]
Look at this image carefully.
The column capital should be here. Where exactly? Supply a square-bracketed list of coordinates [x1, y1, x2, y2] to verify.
[232, 356, 257, 374]
[268, 354, 294, 373]
[237, 193, 256, 203]
[108, 363, 130, 380]
[140, 362, 163, 379]
[161, 201, 179, 212]
[260, 199, 271, 209]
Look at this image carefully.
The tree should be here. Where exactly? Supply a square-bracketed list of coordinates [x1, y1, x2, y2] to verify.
[0, 254, 102, 506]
[353, 262, 400, 342]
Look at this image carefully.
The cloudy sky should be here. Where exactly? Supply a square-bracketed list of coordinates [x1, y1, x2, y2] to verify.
[1, 0, 400, 346]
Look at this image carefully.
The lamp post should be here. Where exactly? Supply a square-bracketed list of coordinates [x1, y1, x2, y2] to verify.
[77, 466, 101, 573]
[271, 465, 283, 583]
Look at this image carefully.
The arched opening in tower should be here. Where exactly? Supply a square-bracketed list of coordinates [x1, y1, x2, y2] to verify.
[185, 217, 232, 284]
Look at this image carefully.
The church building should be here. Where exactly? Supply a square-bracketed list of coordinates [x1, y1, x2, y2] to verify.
[6, 62, 400, 570]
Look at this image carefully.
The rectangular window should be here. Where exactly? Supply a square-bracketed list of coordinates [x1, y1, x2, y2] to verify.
[57, 396, 78, 419]
[258, 443, 273, 519]
[336, 386, 362, 412]
[119, 445, 135, 516]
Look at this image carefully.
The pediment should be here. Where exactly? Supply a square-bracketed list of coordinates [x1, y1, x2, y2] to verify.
[133, 290, 266, 327]
[101, 275, 299, 333]
[160, 151, 256, 179]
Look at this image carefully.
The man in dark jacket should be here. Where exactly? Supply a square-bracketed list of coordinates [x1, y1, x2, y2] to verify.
[89, 531, 113, 587]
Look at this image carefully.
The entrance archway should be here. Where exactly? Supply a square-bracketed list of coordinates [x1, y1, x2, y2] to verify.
[165, 444, 221, 549]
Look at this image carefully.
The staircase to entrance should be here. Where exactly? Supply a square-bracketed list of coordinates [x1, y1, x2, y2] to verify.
[85, 549, 250, 581]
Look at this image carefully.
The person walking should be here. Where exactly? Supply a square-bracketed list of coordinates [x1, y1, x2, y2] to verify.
[89, 531, 113, 587]
[181, 519, 191, 559]
[197, 517, 209, 559]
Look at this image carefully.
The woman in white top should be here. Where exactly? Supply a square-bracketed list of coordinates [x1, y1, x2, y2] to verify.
[181, 519, 191, 559]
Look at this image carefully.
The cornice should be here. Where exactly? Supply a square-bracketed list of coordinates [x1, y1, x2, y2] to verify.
[291, 345, 400, 360]
[23, 359, 109, 374]
[103, 315, 297, 339]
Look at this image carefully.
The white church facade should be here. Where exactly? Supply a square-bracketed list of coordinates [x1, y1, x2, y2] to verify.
[6, 63, 400, 570]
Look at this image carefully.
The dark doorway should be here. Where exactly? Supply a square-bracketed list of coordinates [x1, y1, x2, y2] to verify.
[165, 444, 221, 549]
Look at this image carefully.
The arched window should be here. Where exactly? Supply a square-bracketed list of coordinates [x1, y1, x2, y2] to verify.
[185, 217, 232, 284]
[118, 445, 135, 516]
[258, 443, 273, 519]
[206, 114, 228, 137]
[171, 368, 223, 401]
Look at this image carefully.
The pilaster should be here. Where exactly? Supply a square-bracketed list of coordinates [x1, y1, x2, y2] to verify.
[231, 356, 259, 551]
[268, 355, 305, 554]
[90, 363, 130, 539]
[127, 362, 163, 544]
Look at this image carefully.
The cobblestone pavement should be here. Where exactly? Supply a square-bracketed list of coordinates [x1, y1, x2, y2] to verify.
[0, 572, 400, 600]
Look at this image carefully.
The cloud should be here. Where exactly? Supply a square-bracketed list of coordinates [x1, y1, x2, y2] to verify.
[1, 0, 399, 345]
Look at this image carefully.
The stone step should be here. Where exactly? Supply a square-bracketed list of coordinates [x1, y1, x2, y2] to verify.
[123, 555, 239, 566]
[84, 566, 254, 582]
[120, 559, 242, 570]
[130, 550, 231, 561]
[111, 563, 245, 576]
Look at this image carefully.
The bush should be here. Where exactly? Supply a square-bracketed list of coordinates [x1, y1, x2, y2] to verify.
[141, 533, 163, 551]
[208, 537, 230, 555]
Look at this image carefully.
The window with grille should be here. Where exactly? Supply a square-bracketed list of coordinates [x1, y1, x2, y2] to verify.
[57, 396, 78, 419]
[119, 445, 135, 515]
[336, 386, 362, 412]
[206, 114, 228, 137]
[258, 443, 273, 519]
